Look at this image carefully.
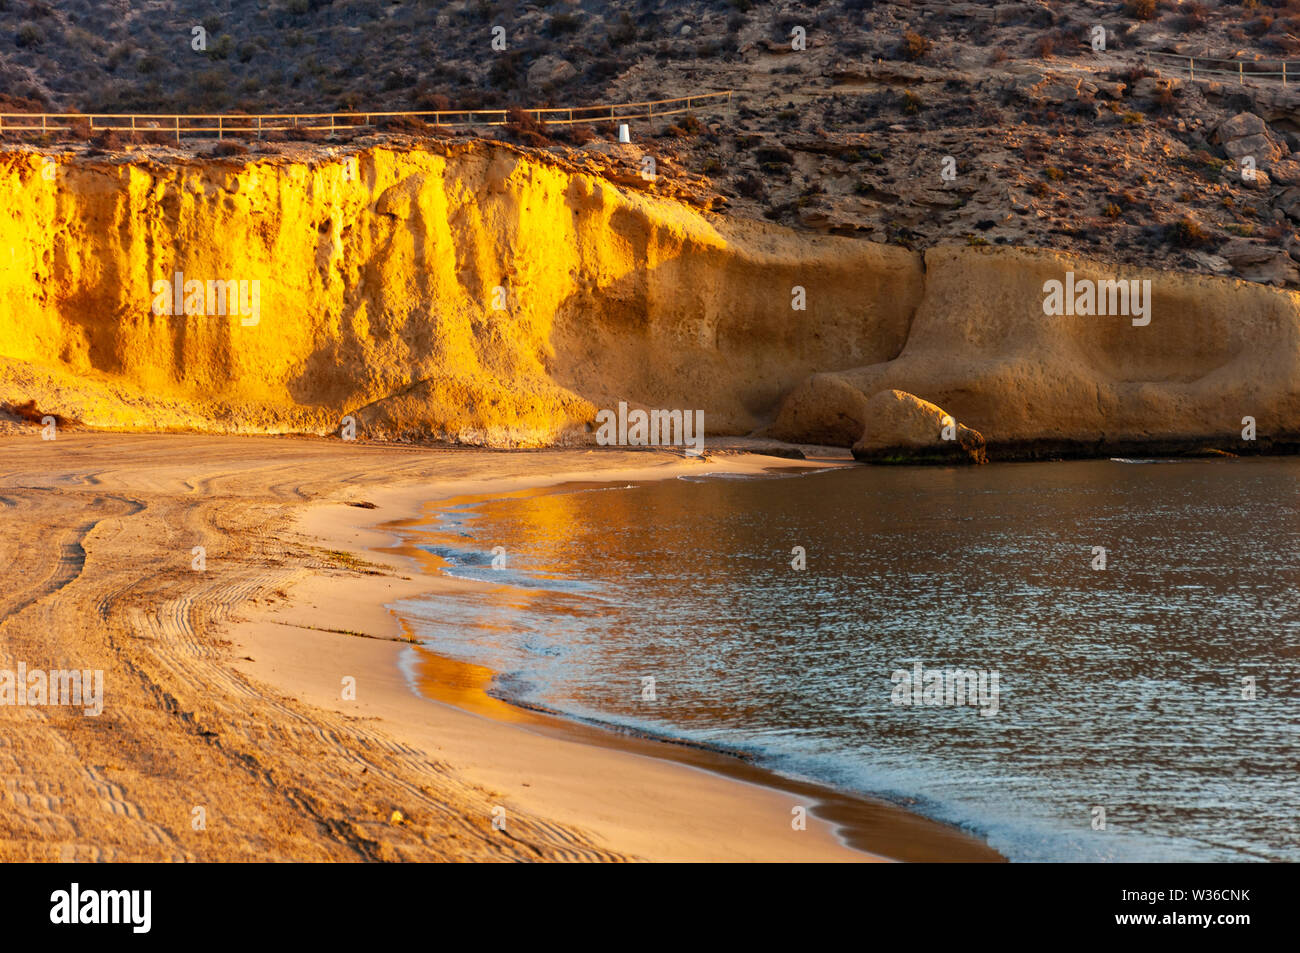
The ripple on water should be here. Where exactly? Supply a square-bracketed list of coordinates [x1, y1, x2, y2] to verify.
[395, 458, 1300, 862]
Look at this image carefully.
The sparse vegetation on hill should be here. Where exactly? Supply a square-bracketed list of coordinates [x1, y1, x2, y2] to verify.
[7, 1, 1300, 285]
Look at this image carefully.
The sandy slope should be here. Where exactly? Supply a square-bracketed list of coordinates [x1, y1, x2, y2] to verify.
[0, 432, 931, 861]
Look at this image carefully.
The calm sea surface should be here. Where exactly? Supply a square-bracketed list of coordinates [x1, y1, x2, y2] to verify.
[395, 459, 1300, 862]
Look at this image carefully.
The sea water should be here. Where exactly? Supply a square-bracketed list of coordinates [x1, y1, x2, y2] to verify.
[395, 459, 1300, 862]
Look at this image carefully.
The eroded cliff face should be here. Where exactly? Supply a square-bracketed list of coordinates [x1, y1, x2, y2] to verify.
[770, 245, 1300, 455]
[1, 142, 1297, 454]
[0, 143, 920, 443]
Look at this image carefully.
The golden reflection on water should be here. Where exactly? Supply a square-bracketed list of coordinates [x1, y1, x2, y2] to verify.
[389, 460, 1300, 861]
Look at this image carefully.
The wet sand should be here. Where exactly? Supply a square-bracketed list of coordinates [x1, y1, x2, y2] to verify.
[0, 432, 1001, 861]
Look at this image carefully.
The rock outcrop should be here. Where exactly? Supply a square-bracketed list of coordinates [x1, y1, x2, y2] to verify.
[1214, 112, 1287, 166]
[770, 245, 1300, 459]
[851, 390, 986, 465]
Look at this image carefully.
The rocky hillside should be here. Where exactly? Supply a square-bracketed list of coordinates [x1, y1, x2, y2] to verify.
[6, 2, 1300, 287]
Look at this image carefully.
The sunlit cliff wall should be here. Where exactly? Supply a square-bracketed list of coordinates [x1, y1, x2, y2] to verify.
[1, 142, 1297, 453]
[0, 143, 920, 443]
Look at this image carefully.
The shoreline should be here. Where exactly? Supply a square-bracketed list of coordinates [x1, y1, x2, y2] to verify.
[243, 450, 1004, 862]
[0, 432, 1001, 861]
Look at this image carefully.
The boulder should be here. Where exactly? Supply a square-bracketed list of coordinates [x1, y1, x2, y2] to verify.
[1269, 159, 1300, 185]
[1219, 239, 1299, 286]
[851, 390, 987, 465]
[1215, 112, 1268, 142]
[1275, 186, 1300, 222]
[1223, 132, 1284, 164]
[1131, 76, 1180, 101]
[1215, 112, 1286, 165]
[1219, 238, 1275, 267]
[1093, 80, 1126, 100]
[1186, 250, 1233, 275]
[1240, 165, 1272, 189]
[947, 3, 996, 22]
[1010, 70, 1102, 105]
[994, 3, 1028, 23]
[766, 372, 873, 447]
[1039, 79, 1092, 103]
[1232, 83, 1300, 125]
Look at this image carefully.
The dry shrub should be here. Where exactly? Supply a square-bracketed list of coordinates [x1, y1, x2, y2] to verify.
[1165, 217, 1213, 248]
[60, 110, 91, 140]
[556, 122, 596, 145]
[1125, 0, 1157, 21]
[1246, 15, 1274, 37]
[89, 128, 123, 150]
[734, 173, 765, 199]
[416, 92, 452, 112]
[503, 106, 552, 147]
[901, 31, 931, 61]
[0, 93, 44, 112]
[1175, 3, 1210, 32]
[665, 113, 706, 137]
[378, 114, 433, 135]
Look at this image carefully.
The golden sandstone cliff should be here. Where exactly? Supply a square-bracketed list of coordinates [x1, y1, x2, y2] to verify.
[1, 141, 1297, 458]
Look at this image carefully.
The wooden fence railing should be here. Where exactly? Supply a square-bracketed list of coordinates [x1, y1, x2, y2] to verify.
[0, 91, 733, 141]
[1144, 50, 1296, 85]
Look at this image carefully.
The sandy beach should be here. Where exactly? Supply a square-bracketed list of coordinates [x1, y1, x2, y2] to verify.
[0, 432, 1000, 862]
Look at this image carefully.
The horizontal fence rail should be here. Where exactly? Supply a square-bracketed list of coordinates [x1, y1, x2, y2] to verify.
[0, 91, 733, 140]
[1144, 50, 1297, 85]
